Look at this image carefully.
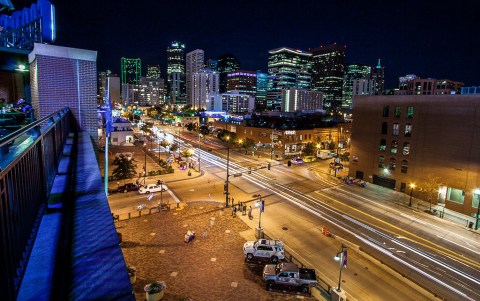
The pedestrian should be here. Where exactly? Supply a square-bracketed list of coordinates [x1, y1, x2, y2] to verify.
[248, 206, 253, 219]
[231, 197, 235, 207]
[243, 203, 247, 216]
[231, 206, 236, 217]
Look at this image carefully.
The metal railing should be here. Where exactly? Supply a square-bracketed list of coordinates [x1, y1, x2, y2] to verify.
[0, 107, 72, 300]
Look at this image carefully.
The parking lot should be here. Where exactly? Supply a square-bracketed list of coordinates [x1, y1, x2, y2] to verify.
[117, 203, 318, 301]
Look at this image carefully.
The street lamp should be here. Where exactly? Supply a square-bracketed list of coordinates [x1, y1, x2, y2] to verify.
[333, 244, 348, 292]
[408, 183, 416, 207]
[225, 136, 230, 208]
[253, 194, 264, 229]
[143, 142, 147, 185]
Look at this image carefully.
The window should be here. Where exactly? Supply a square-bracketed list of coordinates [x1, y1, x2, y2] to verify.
[389, 158, 396, 171]
[379, 139, 386, 151]
[381, 122, 388, 135]
[378, 155, 385, 168]
[393, 123, 399, 136]
[391, 140, 398, 154]
[394, 106, 401, 118]
[447, 188, 464, 204]
[401, 160, 408, 173]
[405, 124, 412, 137]
[403, 142, 410, 155]
[473, 193, 480, 209]
[407, 106, 414, 118]
[383, 105, 390, 117]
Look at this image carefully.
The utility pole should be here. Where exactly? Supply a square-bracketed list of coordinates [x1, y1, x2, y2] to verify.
[225, 146, 230, 207]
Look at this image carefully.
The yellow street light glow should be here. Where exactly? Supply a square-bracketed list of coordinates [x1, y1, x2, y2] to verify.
[409, 183, 416, 189]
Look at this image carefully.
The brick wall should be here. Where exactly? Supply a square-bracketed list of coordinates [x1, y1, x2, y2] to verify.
[29, 44, 98, 140]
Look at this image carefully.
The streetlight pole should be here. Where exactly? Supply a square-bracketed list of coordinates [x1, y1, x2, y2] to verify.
[409, 183, 415, 207]
[143, 142, 147, 185]
[225, 146, 230, 208]
[475, 194, 480, 230]
[334, 244, 347, 292]
[253, 194, 263, 228]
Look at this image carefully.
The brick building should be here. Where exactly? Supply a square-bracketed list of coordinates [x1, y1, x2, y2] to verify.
[29, 43, 98, 141]
[348, 95, 480, 216]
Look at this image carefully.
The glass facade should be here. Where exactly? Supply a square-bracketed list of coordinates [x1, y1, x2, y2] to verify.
[343, 63, 371, 109]
[310, 44, 345, 110]
[167, 41, 186, 103]
[121, 57, 141, 85]
[217, 54, 240, 93]
[266, 47, 312, 111]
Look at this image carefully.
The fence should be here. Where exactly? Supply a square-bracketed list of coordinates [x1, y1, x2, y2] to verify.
[0, 108, 72, 300]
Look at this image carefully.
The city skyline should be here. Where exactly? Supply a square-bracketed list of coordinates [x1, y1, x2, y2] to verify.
[47, 0, 480, 88]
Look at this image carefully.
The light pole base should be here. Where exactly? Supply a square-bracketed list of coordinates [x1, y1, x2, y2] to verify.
[255, 227, 264, 239]
[330, 288, 346, 301]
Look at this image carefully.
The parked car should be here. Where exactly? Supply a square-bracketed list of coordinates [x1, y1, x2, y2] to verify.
[117, 183, 141, 193]
[243, 239, 285, 263]
[303, 156, 317, 163]
[263, 262, 317, 293]
[138, 183, 168, 194]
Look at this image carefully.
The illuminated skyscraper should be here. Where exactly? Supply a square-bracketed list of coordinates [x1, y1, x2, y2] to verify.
[186, 49, 205, 105]
[343, 63, 371, 109]
[206, 59, 218, 71]
[217, 54, 240, 93]
[167, 41, 186, 104]
[267, 47, 312, 111]
[255, 71, 268, 111]
[191, 68, 219, 109]
[372, 58, 385, 95]
[226, 70, 257, 96]
[146, 65, 161, 79]
[310, 44, 346, 111]
[121, 57, 141, 85]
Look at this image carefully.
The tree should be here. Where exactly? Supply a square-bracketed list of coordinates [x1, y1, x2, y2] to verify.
[186, 122, 196, 131]
[242, 138, 255, 151]
[422, 174, 443, 211]
[303, 142, 315, 156]
[170, 142, 179, 153]
[199, 125, 210, 136]
[112, 154, 138, 183]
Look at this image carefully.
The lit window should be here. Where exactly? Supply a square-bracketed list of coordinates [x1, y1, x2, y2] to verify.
[403, 142, 410, 155]
[405, 124, 412, 137]
[393, 123, 399, 136]
[378, 155, 385, 168]
[394, 106, 401, 118]
[407, 106, 414, 118]
[447, 187, 465, 204]
[379, 139, 386, 151]
[389, 158, 396, 171]
[391, 140, 398, 154]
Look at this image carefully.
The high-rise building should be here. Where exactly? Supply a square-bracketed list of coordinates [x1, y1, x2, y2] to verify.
[146, 65, 161, 79]
[343, 63, 371, 109]
[372, 58, 385, 95]
[310, 44, 346, 111]
[281, 88, 323, 112]
[352, 78, 376, 98]
[226, 70, 257, 96]
[186, 49, 205, 105]
[138, 76, 165, 106]
[255, 71, 268, 111]
[267, 47, 312, 111]
[219, 91, 255, 113]
[217, 54, 240, 93]
[191, 68, 220, 109]
[167, 41, 186, 104]
[120, 57, 141, 85]
[206, 59, 218, 71]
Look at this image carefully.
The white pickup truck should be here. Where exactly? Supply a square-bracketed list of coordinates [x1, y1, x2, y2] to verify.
[243, 239, 284, 263]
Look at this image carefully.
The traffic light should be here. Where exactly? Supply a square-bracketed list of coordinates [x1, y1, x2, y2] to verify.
[267, 163, 271, 170]
[248, 167, 252, 174]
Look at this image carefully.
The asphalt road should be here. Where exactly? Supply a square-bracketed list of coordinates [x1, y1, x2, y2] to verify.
[107, 127, 480, 301]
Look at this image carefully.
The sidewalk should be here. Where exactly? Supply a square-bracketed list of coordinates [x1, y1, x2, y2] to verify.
[117, 203, 321, 301]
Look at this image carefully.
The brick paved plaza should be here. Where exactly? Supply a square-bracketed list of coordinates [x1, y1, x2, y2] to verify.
[118, 202, 317, 301]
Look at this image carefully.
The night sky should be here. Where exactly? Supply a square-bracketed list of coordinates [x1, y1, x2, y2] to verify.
[14, 0, 480, 88]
